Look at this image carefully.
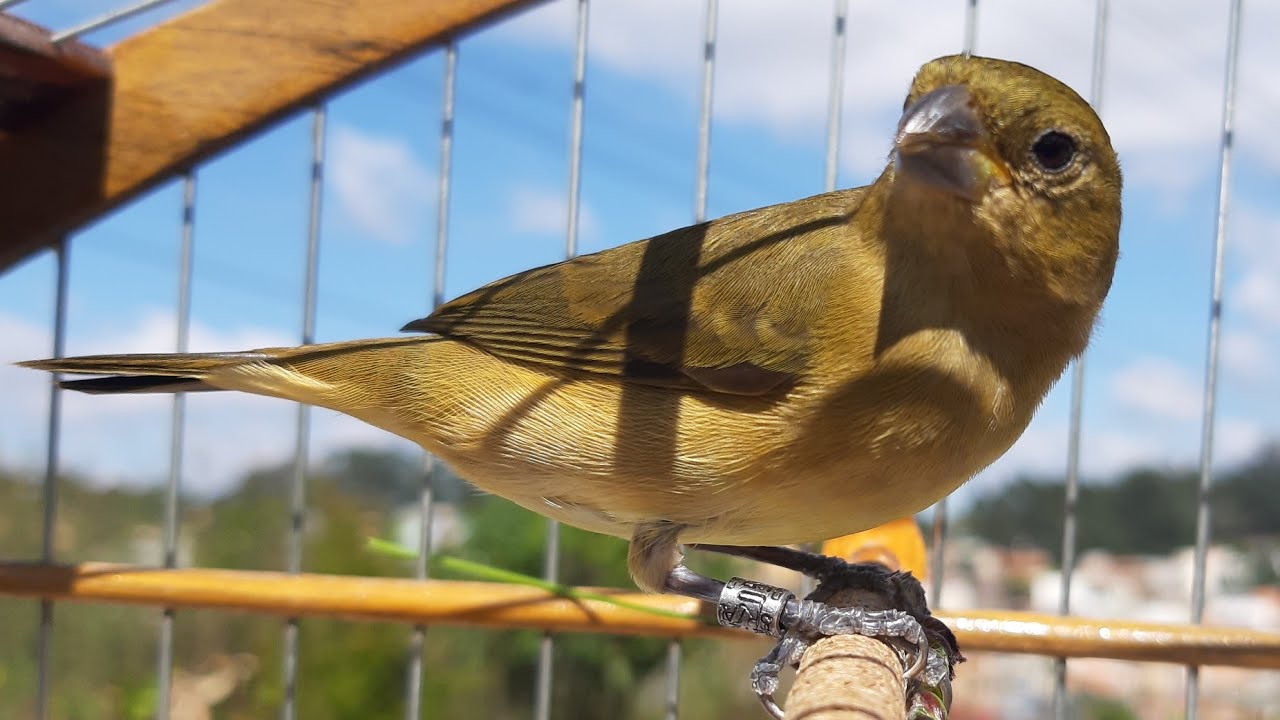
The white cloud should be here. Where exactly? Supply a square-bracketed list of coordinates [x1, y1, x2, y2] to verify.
[964, 343, 1271, 489]
[1110, 356, 1202, 421]
[1231, 206, 1280, 263]
[1086, 429, 1177, 474]
[330, 125, 436, 244]
[1221, 329, 1270, 379]
[0, 311, 57, 421]
[1228, 209, 1280, 329]
[1214, 417, 1265, 469]
[1235, 274, 1280, 328]
[508, 185, 599, 239]
[501, 0, 1280, 197]
[969, 411, 1264, 495]
[0, 309, 371, 497]
[974, 417, 1171, 489]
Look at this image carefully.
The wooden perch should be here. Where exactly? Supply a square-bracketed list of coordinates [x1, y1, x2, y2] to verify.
[786, 635, 906, 720]
[0, 0, 545, 272]
[0, 560, 1278, 670]
[784, 585, 912, 720]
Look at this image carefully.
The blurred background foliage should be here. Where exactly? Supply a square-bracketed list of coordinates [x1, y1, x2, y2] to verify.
[0, 443, 1277, 718]
[0, 449, 759, 720]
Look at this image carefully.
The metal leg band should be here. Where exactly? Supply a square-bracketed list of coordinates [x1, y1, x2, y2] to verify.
[716, 577, 794, 637]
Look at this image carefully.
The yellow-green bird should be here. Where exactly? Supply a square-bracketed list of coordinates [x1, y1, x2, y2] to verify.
[22, 55, 1120, 602]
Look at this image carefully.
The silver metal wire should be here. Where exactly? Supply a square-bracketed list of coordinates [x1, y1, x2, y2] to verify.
[282, 104, 326, 720]
[663, 640, 681, 720]
[659, 4, 719, 716]
[155, 171, 196, 720]
[929, 0, 980, 609]
[563, 0, 588, 262]
[1186, 1, 1244, 716]
[824, 0, 848, 196]
[961, 0, 977, 58]
[405, 41, 457, 720]
[927, 503, 948, 605]
[434, 43, 458, 314]
[534, 4, 590, 718]
[0, 0, 32, 11]
[50, 0, 176, 42]
[694, 0, 718, 225]
[1054, 3, 1109, 717]
[34, 238, 69, 720]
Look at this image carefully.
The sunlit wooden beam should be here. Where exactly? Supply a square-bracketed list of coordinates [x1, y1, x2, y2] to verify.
[0, 0, 544, 272]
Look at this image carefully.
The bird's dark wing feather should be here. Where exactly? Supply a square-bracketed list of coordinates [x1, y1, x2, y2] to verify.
[403, 188, 868, 396]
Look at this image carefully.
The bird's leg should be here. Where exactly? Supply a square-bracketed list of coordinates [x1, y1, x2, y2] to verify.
[659, 543, 961, 719]
[691, 543, 854, 581]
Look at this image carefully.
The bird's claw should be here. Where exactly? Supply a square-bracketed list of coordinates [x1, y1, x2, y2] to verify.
[785, 599, 933, 679]
[715, 564, 961, 719]
[735, 597, 933, 720]
[749, 634, 807, 720]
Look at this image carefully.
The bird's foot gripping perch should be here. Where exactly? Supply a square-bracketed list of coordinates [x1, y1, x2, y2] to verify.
[672, 550, 961, 719]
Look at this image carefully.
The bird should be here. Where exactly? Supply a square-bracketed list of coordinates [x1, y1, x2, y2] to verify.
[21, 55, 1121, 608]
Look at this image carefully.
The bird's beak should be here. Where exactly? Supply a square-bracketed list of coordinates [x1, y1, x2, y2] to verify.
[893, 85, 1012, 201]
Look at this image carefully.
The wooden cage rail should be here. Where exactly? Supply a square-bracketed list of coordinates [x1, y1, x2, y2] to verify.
[0, 0, 545, 271]
[1, 560, 1277, 670]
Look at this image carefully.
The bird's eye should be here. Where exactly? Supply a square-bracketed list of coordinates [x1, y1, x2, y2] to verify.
[1031, 131, 1077, 173]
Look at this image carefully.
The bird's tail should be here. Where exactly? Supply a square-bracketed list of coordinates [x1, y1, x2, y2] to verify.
[18, 337, 432, 402]
[21, 350, 266, 394]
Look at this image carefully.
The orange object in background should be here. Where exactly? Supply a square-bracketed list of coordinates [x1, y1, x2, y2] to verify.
[820, 517, 928, 579]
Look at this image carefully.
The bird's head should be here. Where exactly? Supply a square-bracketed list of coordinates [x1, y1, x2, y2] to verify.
[888, 55, 1122, 315]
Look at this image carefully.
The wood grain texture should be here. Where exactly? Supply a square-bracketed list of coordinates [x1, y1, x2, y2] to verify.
[942, 609, 1280, 669]
[0, 13, 110, 90]
[0, 0, 543, 271]
[0, 561, 1277, 669]
[0, 561, 718, 638]
[786, 634, 905, 720]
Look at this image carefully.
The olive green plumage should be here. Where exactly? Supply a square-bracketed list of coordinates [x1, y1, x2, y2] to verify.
[21, 55, 1122, 593]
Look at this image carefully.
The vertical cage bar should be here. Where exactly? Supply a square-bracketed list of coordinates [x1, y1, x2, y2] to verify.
[34, 239, 69, 720]
[282, 104, 326, 720]
[1053, 3, 1108, 717]
[1186, 0, 1243, 716]
[929, 0, 979, 607]
[961, 0, 977, 58]
[155, 171, 197, 720]
[405, 40, 457, 720]
[433, 44, 458, 315]
[662, 4, 718, 716]
[824, 0, 847, 196]
[662, 639, 681, 720]
[534, 4, 589, 719]
[562, 0, 588, 262]
[694, 0, 718, 225]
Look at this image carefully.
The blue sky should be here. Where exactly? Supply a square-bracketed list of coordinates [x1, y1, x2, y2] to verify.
[2, 0, 1279, 505]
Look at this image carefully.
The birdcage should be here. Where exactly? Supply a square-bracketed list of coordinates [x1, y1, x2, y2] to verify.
[1, 1, 1277, 719]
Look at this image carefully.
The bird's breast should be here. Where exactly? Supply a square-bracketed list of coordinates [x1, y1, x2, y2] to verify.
[689, 327, 1033, 544]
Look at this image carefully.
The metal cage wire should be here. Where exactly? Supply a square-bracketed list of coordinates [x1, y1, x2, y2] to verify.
[1, 0, 1264, 718]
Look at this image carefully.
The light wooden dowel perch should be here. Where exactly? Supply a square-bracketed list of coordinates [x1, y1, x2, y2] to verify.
[787, 634, 905, 720]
